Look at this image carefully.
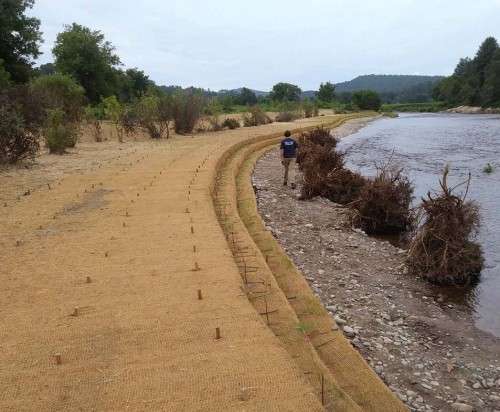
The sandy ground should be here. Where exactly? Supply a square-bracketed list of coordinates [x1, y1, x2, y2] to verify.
[1, 115, 368, 411]
[253, 118, 500, 412]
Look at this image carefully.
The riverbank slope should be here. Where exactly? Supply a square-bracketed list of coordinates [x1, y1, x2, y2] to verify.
[253, 119, 500, 412]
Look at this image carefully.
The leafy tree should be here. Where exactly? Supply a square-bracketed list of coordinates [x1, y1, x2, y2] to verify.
[352, 90, 382, 110]
[219, 95, 234, 112]
[434, 36, 500, 108]
[53, 23, 121, 103]
[36, 62, 56, 76]
[30, 73, 86, 123]
[115, 68, 151, 102]
[0, 59, 12, 89]
[481, 50, 500, 107]
[317, 82, 336, 102]
[474, 37, 499, 87]
[270, 82, 302, 102]
[0, 0, 42, 83]
[236, 87, 257, 105]
[454, 58, 473, 76]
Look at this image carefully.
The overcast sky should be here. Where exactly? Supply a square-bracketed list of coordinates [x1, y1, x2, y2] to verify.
[30, 0, 500, 91]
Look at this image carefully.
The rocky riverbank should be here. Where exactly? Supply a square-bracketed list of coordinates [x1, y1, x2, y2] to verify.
[252, 119, 500, 412]
[446, 106, 500, 114]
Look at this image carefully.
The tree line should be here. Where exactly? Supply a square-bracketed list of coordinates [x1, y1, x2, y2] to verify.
[0, 0, 385, 165]
[433, 36, 500, 108]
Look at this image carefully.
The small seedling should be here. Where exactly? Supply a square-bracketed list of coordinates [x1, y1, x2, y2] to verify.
[483, 163, 494, 174]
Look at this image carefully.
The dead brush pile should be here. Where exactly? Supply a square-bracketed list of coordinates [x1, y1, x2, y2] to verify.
[407, 167, 483, 285]
[296, 127, 337, 165]
[242, 106, 273, 127]
[298, 128, 367, 204]
[351, 165, 415, 235]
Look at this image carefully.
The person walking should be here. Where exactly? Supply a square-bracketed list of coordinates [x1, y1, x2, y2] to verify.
[280, 130, 299, 189]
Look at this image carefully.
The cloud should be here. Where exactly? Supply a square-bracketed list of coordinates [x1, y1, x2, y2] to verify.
[30, 0, 500, 90]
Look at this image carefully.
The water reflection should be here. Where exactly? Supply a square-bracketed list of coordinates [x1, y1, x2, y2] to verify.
[338, 113, 500, 337]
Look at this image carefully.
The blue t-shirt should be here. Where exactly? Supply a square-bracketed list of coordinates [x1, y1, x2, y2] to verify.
[280, 137, 298, 158]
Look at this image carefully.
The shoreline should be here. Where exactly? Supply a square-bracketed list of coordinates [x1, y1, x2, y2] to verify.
[253, 118, 500, 412]
[445, 106, 500, 115]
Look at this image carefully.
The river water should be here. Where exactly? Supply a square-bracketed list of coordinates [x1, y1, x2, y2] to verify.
[338, 113, 500, 337]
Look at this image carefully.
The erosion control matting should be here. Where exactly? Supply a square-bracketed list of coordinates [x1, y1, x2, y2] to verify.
[1, 113, 404, 411]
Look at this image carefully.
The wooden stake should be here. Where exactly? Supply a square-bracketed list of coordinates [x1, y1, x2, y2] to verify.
[191, 226, 194, 234]
[72, 307, 79, 317]
[264, 297, 270, 325]
[55, 354, 62, 365]
[86, 276, 92, 284]
[215, 327, 221, 340]
[198, 289, 203, 300]
[193, 245, 197, 253]
[321, 374, 325, 405]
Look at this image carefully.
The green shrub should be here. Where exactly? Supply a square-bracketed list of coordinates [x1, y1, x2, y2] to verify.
[30, 73, 86, 123]
[221, 118, 240, 129]
[44, 109, 79, 154]
[352, 90, 382, 111]
[134, 94, 173, 139]
[483, 163, 494, 173]
[102, 95, 125, 142]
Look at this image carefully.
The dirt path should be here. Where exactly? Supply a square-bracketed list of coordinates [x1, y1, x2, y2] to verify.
[1, 116, 373, 411]
[253, 119, 500, 412]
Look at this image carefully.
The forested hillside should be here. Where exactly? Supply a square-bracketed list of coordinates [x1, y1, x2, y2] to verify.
[433, 37, 500, 108]
[335, 75, 443, 103]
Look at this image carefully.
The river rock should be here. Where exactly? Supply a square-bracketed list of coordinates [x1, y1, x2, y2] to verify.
[334, 315, 347, 326]
[451, 403, 473, 412]
[342, 326, 356, 338]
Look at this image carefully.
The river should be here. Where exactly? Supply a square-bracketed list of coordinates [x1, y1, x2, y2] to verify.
[338, 113, 500, 337]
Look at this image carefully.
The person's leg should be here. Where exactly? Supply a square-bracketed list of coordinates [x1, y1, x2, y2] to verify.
[289, 158, 297, 189]
[283, 158, 290, 186]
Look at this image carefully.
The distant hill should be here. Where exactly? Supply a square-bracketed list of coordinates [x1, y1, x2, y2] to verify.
[218, 87, 269, 97]
[335, 74, 444, 94]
